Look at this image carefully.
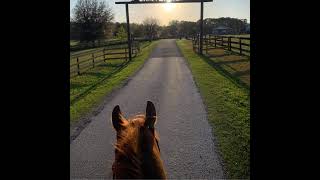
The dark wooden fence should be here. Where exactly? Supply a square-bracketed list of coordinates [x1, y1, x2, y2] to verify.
[70, 38, 150, 52]
[70, 41, 141, 78]
[192, 35, 250, 56]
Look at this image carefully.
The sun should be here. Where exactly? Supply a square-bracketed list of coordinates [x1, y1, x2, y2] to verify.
[163, 3, 176, 12]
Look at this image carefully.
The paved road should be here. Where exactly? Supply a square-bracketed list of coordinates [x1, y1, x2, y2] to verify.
[70, 39, 225, 179]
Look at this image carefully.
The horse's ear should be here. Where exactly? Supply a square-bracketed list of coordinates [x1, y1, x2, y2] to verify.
[112, 105, 127, 131]
[145, 101, 157, 128]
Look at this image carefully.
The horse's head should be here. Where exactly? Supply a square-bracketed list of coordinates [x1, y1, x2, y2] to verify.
[111, 101, 166, 179]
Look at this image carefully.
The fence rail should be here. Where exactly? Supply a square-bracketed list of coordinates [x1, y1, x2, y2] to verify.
[192, 35, 250, 56]
[70, 38, 149, 52]
[70, 41, 141, 78]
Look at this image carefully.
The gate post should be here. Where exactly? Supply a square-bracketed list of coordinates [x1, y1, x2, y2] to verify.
[199, 1, 204, 55]
[125, 3, 132, 61]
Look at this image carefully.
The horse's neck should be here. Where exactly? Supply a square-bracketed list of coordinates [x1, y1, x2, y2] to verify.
[113, 150, 166, 179]
[142, 149, 167, 179]
[113, 151, 143, 178]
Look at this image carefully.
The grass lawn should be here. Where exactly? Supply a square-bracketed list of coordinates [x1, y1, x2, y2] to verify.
[205, 48, 250, 87]
[70, 41, 159, 124]
[221, 34, 250, 38]
[70, 41, 152, 77]
[176, 39, 250, 179]
[70, 40, 80, 46]
[205, 36, 250, 56]
[70, 41, 151, 57]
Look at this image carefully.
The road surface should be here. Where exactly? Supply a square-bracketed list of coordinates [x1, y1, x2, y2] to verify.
[70, 39, 225, 179]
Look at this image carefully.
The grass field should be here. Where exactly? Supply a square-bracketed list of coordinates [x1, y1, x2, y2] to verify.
[221, 34, 250, 38]
[70, 41, 152, 77]
[70, 41, 158, 124]
[70, 41, 150, 57]
[204, 35, 250, 56]
[177, 39, 250, 179]
[70, 43, 128, 57]
[70, 40, 79, 46]
[205, 48, 250, 87]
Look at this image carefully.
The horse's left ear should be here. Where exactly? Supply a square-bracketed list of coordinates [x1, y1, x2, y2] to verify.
[145, 101, 157, 129]
[112, 105, 127, 131]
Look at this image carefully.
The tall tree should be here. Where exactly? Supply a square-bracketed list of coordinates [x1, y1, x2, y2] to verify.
[116, 25, 127, 40]
[131, 23, 145, 38]
[72, 0, 114, 42]
[168, 20, 179, 38]
[143, 18, 160, 41]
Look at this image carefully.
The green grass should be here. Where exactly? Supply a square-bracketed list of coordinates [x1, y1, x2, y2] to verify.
[207, 36, 250, 56]
[70, 41, 150, 57]
[205, 48, 250, 87]
[70, 40, 80, 46]
[176, 39, 250, 179]
[70, 40, 159, 124]
[221, 34, 250, 38]
[70, 41, 152, 77]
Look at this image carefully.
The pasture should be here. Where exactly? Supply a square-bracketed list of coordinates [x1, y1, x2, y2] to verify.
[70, 41, 158, 123]
[192, 35, 250, 87]
[205, 48, 250, 87]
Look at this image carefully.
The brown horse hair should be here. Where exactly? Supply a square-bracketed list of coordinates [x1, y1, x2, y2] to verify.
[112, 102, 167, 179]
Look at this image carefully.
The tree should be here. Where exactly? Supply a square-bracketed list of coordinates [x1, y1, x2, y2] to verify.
[116, 25, 127, 40]
[131, 23, 145, 38]
[179, 21, 197, 38]
[72, 0, 114, 42]
[143, 18, 160, 41]
[168, 20, 179, 38]
[70, 19, 80, 40]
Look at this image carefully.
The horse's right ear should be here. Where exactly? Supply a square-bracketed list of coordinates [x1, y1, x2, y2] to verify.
[112, 105, 127, 131]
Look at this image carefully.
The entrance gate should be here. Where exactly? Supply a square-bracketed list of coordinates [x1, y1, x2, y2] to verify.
[115, 0, 213, 60]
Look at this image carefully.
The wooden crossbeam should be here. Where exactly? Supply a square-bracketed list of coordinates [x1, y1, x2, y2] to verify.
[115, 0, 212, 4]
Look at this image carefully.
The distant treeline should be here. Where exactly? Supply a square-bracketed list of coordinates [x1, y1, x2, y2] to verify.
[71, 17, 249, 41]
[70, 0, 249, 43]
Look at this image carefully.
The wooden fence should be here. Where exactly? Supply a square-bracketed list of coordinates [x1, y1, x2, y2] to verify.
[70, 41, 140, 78]
[192, 35, 250, 56]
[70, 38, 150, 52]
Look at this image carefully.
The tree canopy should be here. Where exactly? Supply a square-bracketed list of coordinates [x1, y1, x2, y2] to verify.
[72, 0, 114, 42]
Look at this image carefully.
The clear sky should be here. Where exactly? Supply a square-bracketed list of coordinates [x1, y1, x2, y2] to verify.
[70, 0, 250, 25]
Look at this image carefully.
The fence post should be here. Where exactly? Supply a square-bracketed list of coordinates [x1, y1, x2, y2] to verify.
[206, 35, 208, 54]
[125, 48, 128, 61]
[221, 37, 223, 47]
[239, 38, 242, 55]
[214, 36, 216, 48]
[92, 53, 95, 68]
[228, 37, 231, 51]
[77, 57, 80, 75]
[103, 48, 106, 62]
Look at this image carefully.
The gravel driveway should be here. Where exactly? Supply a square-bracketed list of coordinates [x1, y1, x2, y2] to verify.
[70, 39, 225, 179]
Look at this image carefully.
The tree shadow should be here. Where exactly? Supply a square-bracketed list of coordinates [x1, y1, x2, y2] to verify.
[98, 62, 127, 68]
[215, 58, 249, 65]
[70, 82, 88, 89]
[199, 53, 250, 90]
[233, 69, 250, 77]
[85, 71, 106, 78]
[79, 61, 128, 78]
[70, 60, 131, 105]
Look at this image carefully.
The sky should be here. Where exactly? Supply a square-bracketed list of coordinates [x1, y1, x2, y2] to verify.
[70, 0, 250, 25]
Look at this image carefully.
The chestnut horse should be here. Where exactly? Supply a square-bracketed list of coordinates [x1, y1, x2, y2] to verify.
[111, 101, 167, 179]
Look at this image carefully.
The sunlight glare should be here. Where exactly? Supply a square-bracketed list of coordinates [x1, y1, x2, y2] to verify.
[163, 2, 176, 12]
